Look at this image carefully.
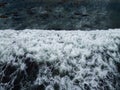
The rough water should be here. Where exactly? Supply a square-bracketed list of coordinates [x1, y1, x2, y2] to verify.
[0, 0, 120, 90]
[0, 29, 120, 90]
[0, 0, 120, 30]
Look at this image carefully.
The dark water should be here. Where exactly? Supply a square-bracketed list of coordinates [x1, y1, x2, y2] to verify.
[0, 0, 120, 30]
[108, 1, 120, 29]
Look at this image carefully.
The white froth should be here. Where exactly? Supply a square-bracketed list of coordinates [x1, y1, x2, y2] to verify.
[0, 29, 120, 90]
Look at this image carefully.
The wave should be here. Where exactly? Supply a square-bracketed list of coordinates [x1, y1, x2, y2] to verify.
[0, 29, 120, 90]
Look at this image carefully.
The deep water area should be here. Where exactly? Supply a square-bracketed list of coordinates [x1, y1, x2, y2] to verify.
[0, 0, 120, 30]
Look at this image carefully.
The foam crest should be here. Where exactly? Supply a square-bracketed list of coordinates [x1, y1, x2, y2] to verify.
[0, 29, 120, 90]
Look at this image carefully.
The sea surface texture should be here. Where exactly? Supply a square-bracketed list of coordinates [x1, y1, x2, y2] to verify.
[0, 0, 120, 30]
[0, 29, 120, 90]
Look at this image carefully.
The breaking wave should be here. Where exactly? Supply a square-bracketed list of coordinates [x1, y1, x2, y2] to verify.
[0, 29, 120, 90]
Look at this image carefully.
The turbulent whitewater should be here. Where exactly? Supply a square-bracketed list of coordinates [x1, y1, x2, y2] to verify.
[0, 29, 120, 90]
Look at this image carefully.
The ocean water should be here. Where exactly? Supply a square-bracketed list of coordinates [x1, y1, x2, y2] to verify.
[0, 29, 120, 90]
[0, 0, 120, 30]
[0, 0, 120, 90]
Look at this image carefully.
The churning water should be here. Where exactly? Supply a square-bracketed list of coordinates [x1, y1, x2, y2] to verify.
[0, 30, 120, 90]
[0, 0, 120, 90]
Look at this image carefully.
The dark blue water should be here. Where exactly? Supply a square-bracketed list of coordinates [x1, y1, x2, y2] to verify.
[0, 0, 120, 30]
[108, 1, 120, 29]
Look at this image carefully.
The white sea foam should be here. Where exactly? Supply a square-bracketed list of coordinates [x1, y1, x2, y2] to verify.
[0, 29, 120, 90]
